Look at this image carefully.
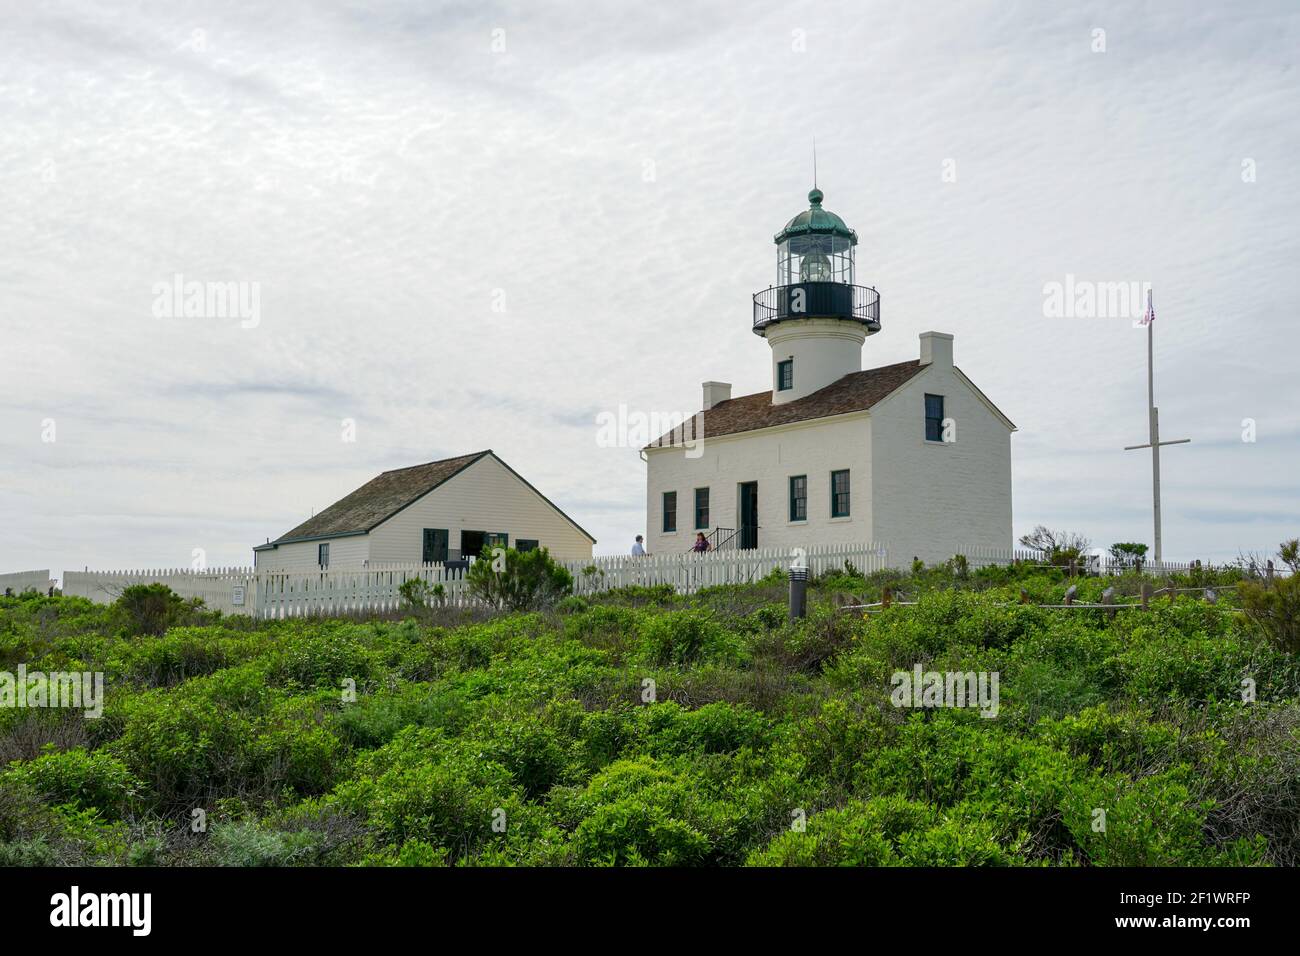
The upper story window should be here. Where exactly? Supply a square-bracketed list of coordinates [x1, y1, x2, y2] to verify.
[777, 359, 794, 391]
[925, 393, 945, 442]
[831, 470, 851, 518]
[318, 542, 330, 569]
[694, 487, 710, 529]
[663, 491, 677, 533]
[789, 475, 807, 521]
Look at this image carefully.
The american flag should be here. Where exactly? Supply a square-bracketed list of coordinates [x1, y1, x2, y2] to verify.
[1140, 289, 1155, 326]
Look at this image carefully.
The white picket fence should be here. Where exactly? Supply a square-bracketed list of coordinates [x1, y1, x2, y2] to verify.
[62, 567, 257, 615]
[570, 542, 892, 596]
[42, 542, 891, 619]
[0, 569, 54, 596]
[258, 565, 477, 619]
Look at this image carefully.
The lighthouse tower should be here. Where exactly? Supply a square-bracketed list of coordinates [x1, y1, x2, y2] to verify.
[752, 188, 880, 404]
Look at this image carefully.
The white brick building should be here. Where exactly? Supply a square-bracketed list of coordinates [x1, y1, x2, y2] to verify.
[643, 188, 1014, 565]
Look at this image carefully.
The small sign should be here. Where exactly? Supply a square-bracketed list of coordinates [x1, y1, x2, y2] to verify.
[232, 585, 246, 607]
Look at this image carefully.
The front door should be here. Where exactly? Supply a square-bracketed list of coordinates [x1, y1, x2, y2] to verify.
[738, 482, 758, 550]
[422, 528, 449, 564]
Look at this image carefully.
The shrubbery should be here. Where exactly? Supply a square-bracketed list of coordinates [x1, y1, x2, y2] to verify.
[466, 546, 573, 611]
[0, 554, 1295, 868]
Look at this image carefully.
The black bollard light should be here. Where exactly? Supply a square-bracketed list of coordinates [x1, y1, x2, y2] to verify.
[789, 566, 809, 621]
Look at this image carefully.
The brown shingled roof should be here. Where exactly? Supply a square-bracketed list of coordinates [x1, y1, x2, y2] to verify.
[647, 360, 925, 448]
[268, 451, 490, 544]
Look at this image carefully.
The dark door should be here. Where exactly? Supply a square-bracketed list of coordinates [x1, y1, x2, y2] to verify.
[422, 528, 448, 564]
[461, 530, 486, 560]
[739, 482, 758, 550]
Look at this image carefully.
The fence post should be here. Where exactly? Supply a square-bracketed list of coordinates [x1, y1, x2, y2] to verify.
[1102, 587, 1115, 620]
[1140, 582, 1151, 611]
[882, 585, 892, 610]
[1064, 585, 1076, 606]
[1019, 588, 1029, 605]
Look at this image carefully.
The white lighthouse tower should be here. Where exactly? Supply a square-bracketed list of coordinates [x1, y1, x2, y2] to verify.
[752, 187, 880, 404]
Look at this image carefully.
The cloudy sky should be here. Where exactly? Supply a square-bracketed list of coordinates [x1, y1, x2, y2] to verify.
[1, 0, 1297, 577]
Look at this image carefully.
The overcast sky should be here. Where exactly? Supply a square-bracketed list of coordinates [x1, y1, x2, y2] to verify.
[2, 0, 1297, 577]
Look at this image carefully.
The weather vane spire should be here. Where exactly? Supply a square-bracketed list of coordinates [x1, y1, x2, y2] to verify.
[812, 137, 818, 189]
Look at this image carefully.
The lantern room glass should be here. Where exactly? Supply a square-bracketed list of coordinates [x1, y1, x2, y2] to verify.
[777, 234, 855, 286]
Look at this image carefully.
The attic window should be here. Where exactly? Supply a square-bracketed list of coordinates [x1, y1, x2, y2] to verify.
[925, 394, 945, 442]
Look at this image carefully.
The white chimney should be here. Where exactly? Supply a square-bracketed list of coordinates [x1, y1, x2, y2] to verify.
[702, 381, 732, 410]
[919, 331, 954, 368]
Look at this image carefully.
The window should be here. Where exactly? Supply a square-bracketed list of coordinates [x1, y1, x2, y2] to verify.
[516, 539, 539, 553]
[422, 528, 448, 564]
[694, 487, 710, 529]
[662, 491, 677, 533]
[485, 532, 509, 551]
[925, 393, 945, 442]
[318, 542, 330, 569]
[831, 470, 851, 518]
[777, 359, 793, 391]
[789, 475, 807, 521]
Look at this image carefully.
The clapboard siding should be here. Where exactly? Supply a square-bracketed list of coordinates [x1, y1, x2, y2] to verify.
[253, 534, 369, 572]
[367, 455, 593, 564]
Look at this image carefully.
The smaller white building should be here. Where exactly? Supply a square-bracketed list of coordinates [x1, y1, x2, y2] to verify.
[253, 450, 594, 570]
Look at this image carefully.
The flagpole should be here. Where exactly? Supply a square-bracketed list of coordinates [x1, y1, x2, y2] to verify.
[1148, 305, 1161, 562]
[1123, 287, 1189, 568]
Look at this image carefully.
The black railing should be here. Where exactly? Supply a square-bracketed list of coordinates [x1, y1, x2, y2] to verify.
[685, 527, 747, 552]
[752, 282, 881, 334]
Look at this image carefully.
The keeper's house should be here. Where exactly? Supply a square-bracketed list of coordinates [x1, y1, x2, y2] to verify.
[253, 450, 594, 571]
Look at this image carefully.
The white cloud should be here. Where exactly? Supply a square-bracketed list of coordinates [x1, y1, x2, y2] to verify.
[1, 0, 1297, 575]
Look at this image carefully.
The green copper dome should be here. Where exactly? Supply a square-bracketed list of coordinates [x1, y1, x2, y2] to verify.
[774, 188, 858, 245]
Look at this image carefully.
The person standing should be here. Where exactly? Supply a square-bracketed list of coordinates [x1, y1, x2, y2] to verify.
[631, 535, 646, 556]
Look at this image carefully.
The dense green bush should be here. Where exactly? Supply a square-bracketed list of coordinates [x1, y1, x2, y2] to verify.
[466, 546, 573, 611]
[108, 583, 204, 637]
[0, 559, 1295, 867]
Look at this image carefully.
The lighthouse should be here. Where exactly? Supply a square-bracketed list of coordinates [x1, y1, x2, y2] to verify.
[752, 187, 881, 404]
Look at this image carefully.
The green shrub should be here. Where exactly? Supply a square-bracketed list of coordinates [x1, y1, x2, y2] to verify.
[467, 547, 573, 611]
[109, 583, 201, 636]
[1240, 572, 1300, 653]
[637, 610, 742, 667]
[210, 820, 325, 866]
[2, 748, 140, 819]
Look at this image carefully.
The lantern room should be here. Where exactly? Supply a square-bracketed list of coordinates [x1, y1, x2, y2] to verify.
[775, 187, 856, 285]
[753, 187, 880, 337]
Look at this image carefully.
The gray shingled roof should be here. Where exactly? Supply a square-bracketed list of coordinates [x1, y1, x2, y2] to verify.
[268, 451, 490, 545]
[646, 360, 927, 448]
[259, 449, 597, 548]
